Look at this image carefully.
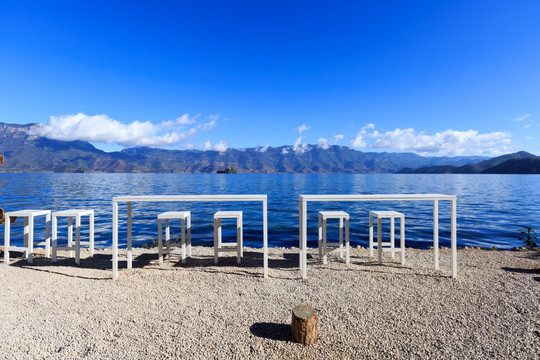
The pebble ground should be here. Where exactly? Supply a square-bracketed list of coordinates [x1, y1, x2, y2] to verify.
[1, 246, 539, 359]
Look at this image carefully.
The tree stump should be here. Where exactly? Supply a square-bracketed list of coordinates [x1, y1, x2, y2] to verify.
[291, 304, 318, 345]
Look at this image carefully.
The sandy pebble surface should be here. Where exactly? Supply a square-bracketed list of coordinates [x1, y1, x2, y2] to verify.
[1, 246, 539, 359]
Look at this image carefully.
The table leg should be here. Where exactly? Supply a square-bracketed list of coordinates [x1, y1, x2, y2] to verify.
[213, 217, 218, 264]
[322, 218, 327, 265]
[187, 214, 192, 258]
[318, 214, 322, 259]
[181, 218, 186, 264]
[28, 216, 34, 264]
[68, 216, 73, 258]
[23, 217, 28, 259]
[345, 217, 350, 264]
[52, 215, 58, 262]
[165, 219, 170, 255]
[377, 218, 382, 264]
[112, 200, 118, 280]
[45, 212, 51, 258]
[400, 215, 405, 265]
[75, 215, 81, 265]
[158, 218, 163, 265]
[369, 214, 374, 257]
[263, 199, 268, 279]
[301, 199, 307, 279]
[451, 199, 457, 279]
[339, 217, 344, 259]
[4, 215, 10, 264]
[433, 200, 439, 271]
[127, 201, 132, 269]
[90, 212, 95, 257]
[299, 198, 303, 271]
[390, 217, 395, 259]
[236, 216, 241, 265]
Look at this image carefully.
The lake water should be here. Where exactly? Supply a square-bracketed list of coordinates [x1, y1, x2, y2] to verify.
[1, 173, 538, 250]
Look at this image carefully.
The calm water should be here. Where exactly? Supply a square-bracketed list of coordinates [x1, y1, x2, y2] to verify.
[1, 173, 539, 250]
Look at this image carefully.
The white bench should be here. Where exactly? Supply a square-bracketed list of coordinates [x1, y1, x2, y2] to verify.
[158, 211, 191, 265]
[3, 209, 51, 264]
[318, 211, 350, 265]
[369, 211, 405, 265]
[214, 211, 243, 264]
[52, 209, 94, 265]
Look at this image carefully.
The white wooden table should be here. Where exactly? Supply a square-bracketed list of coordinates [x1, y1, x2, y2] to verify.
[298, 194, 457, 279]
[112, 195, 268, 280]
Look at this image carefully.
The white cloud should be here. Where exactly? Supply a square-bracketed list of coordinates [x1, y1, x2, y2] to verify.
[513, 114, 531, 122]
[258, 144, 270, 152]
[318, 139, 329, 149]
[351, 123, 375, 148]
[373, 128, 511, 155]
[523, 124, 532, 129]
[281, 147, 289, 155]
[29, 112, 218, 147]
[318, 135, 344, 149]
[362, 123, 375, 130]
[293, 136, 309, 153]
[296, 124, 310, 134]
[203, 140, 228, 152]
[201, 120, 216, 130]
[213, 140, 228, 152]
[350, 123, 512, 156]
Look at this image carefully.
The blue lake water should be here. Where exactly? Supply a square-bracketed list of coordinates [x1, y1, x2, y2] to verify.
[1, 173, 539, 250]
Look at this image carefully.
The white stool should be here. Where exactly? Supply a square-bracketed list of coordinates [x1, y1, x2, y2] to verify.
[318, 211, 350, 265]
[52, 209, 94, 265]
[214, 211, 243, 264]
[158, 211, 191, 265]
[369, 211, 405, 265]
[3, 210, 51, 264]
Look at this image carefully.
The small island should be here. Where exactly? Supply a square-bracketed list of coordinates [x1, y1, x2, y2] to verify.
[217, 167, 237, 174]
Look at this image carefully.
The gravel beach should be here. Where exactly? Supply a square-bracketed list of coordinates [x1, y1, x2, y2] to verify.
[1, 246, 539, 359]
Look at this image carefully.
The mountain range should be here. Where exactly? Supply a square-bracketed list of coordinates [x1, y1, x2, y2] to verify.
[1, 122, 537, 173]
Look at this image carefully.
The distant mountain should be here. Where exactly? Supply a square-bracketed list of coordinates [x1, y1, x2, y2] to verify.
[481, 158, 540, 174]
[0, 121, 499, 173]
[0, 122, 154, 172]
[398, 151, 540, 174]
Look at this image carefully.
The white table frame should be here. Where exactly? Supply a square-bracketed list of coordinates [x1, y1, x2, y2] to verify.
[299, 194, 457, 279]
[112, 195, 268, 280]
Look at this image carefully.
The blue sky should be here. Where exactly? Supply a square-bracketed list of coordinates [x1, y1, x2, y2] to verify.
[1, 0, 539, 156]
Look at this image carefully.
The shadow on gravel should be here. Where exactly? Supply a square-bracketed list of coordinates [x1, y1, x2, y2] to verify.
[160, 250, 302, 270]
[501, 266, 540, 281]
[4, 253, 112, 280]
[250, 322, 293, 342]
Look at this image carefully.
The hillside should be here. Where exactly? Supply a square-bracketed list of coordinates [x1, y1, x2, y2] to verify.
[0, 121, 494, 173]
[398, 151, 540, 174]
[481, 158, 540, 174]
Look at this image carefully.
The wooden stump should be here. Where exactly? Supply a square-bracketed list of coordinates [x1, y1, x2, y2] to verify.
[291, 304, 318, 345]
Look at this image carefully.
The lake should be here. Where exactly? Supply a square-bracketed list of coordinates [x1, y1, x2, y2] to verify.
[1, 173, 538, 250]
